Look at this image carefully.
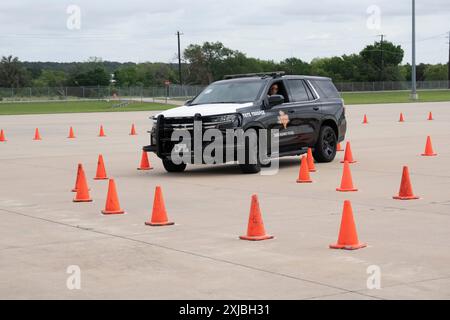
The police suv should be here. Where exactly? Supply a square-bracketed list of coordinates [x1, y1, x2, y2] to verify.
[144, 72, 346, 174]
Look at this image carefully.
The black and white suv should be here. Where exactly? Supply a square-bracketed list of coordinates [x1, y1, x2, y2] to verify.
[144, 72, 346, 174]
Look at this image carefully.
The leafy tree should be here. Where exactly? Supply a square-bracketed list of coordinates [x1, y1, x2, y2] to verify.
[0, 55, 31, 87]
[279, 58, 311, 76]
[184, 42, 239, 84]
[114, 65, 139, 87]
[360, 41, 404, 81]
[32, 70, 67, 87]
[424, 64, 447, 81]
[67, 58, 110, 86]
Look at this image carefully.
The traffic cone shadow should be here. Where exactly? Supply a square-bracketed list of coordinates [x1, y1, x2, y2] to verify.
[330, 200, 366, 250]
[240, 194, 274, 241]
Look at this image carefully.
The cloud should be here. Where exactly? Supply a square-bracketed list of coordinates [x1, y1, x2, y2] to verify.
[0, 0, 449, 64]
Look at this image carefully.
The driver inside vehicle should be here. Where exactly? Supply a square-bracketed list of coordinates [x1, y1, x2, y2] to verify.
[268, 84, 279, 96]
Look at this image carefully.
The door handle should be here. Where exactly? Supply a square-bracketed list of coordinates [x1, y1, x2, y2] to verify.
[287, 110, 295, 114]
[313, 107, 320, 111]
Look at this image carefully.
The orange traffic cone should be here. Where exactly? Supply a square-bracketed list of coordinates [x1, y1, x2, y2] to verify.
[306, 148, 317, 172]
[399, 113, 405, 123]
[130, 124, 137, 136]
[336, 161, 358, 192]
[94, 154, 108, 180]
[145, 186, 174, 226]
[101, 179, 125, 215]
[428, 112, 434, 121]
[341, 142, 356, 164]
[72, 164, 82, 192]
[422, 136, 437, 157]
[330, 200, 366, 250]
[99, 125, 106, 137]
[240, 194, 274, 241]
[296, 156, 312, 183]
[73, 165, 92, 202]
[33, 128, 42, 141]
[137, 151, 153, 170]
[393, 166, 419, 200]
[362, 114, 368, 124]
[0, 129, 6, 142]
[68, 127, 76, 139]
[337, 143, 343, 152]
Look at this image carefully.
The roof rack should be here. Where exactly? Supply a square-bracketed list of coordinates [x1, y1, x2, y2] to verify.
[223, 71, 286, 80]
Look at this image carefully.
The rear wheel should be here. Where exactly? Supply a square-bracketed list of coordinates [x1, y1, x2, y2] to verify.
[162, 159, 187, 173]
[313, 125, 337, 163]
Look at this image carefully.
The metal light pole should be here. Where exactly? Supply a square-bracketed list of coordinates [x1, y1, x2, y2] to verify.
[411, 0, 419, 100]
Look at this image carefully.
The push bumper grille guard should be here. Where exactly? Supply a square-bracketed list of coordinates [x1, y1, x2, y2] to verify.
[144, 114, 207, 159]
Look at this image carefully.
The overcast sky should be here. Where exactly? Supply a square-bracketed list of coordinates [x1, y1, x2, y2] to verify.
[0, 0, 449, 64]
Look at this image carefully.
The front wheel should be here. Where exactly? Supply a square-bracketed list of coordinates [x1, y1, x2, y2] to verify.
[162, 159, 187, 173]
[238, 130, 261, 174]
[312, 126, 337, 163]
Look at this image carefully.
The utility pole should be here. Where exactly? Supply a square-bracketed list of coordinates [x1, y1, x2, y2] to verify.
[411, 0, 418, 100]
[176, 31, 183, 87]
[377, 34, 387, 82]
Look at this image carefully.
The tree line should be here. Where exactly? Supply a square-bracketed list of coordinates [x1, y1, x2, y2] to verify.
[0, 41, 448, 88]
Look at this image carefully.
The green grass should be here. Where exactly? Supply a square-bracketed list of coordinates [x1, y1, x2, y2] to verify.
[0, 100, 176, 115]
[342, 90, 450, 105]
[1, 90, 450, 115]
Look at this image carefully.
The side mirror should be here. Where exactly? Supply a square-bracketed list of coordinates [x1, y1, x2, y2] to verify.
[185, 99, 193, 105]
[268, 95, 284, 107]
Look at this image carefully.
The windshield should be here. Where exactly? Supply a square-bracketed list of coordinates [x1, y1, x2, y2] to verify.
[191, 80, 264, 105]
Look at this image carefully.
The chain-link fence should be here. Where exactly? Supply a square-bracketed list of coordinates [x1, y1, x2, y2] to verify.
[0, 81, 449, 102]
[0, 85, 206, 103]
[335, 80, 450, 92]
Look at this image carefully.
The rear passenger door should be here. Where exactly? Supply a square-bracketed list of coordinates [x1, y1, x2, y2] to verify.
[285, 79, 322, 147]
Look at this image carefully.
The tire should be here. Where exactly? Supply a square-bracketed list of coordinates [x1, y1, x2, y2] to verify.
[312, 125, 337, 163]
[238, 130, 261, 174]
[162, 159, 187, 173]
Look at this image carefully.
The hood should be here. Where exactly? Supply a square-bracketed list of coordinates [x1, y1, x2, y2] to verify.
[156, 103, 254, 118]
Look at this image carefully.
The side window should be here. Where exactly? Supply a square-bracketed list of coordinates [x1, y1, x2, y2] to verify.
[268, 81, 290, 103]
[312, 80, 341, 99]
[287, 80, 310, 102]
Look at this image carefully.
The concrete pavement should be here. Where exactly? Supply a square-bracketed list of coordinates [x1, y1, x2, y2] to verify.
[0, 102, 449, 299]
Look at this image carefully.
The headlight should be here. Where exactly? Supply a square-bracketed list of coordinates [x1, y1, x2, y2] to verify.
[208, 114, 241, 127]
